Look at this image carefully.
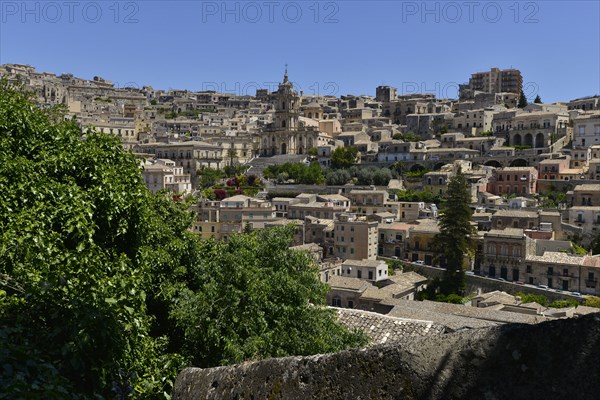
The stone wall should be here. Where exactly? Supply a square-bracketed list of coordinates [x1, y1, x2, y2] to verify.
[410, 264, 581, 301]
[173, 314, 600, 400]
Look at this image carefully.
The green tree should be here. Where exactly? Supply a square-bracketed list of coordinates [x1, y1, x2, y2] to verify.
[433, 169, 475, 295]
[197, 166, 224, 188]
[392, 132, 421, 142]
[331, 146, 359, 169]
[169, 226, 367, 367]
[326, 169, 352, 185]
[392, 189, 442, 204]
[591, 233, 600, 256]
[304, 162, 325, 184]
[0, 80, 186, 398]
[517, 292, 549, 306]
[518, 89, 528, 108]
[227, 147, 237, 167]
[264, 162, 324, 185]
[0, 81, 365, 398]
[534, 94, 542, 104]
[549, 299, 579, 308]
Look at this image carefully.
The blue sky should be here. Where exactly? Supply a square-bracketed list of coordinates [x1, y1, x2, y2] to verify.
[1, 1, 598, 103]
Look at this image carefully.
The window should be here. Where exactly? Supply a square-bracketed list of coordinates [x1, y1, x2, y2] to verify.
[526, 265, 532, 273]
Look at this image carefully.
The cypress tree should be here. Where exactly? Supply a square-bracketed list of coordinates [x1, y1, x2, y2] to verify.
[434, 168, 475, 295]
[518, 89, 528, 108]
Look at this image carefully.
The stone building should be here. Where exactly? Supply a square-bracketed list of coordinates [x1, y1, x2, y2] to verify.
[487, 166, 538, 196]
[142, 159, 192, 194]
[507, 111, 569, 152]
[572, 111, 600, 148]
[260, 70, 320, 156]
[407, 220, 440, 265]
[481, 228, 532, 281]
[333, 213, 378, 261]
[459, 67, 523, 100]
[377, 222, 414, 259]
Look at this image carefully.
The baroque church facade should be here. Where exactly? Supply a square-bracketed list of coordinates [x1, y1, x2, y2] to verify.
[260, 70, 321, 156]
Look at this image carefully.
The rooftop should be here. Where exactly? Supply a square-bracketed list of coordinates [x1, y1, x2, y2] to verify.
[335, 308, 446, 346]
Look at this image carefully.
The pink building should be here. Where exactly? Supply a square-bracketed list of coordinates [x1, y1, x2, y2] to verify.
[487, 167, 538, 196]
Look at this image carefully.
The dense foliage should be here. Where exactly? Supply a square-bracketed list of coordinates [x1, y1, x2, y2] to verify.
[325, 166, 394, 186]
[517, 292, 580, 309]
[197, 166, 225, 188]
[170, 227, 367, 368]
[391, 189, 442, 205]
[0, 82, 366, 398]
[583, 296, 600, 308]
[263, 162, 324, 184]
[538, 190, 567, 209]
[330, 146, 359, 169]
[392, 133, 421, 142]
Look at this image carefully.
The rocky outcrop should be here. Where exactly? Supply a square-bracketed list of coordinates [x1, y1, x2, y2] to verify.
[173, 314, 600, 400]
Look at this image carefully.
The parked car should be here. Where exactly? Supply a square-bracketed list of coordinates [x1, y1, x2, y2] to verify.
[414, 260, 424, 265]
[537, 284, 549, 289]
[572, 292, 583, 297]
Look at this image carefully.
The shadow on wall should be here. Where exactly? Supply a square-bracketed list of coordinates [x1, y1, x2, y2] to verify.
[173, 314, 600, 400]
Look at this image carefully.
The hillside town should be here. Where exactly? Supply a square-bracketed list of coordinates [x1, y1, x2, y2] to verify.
[4, 63, 600, 330]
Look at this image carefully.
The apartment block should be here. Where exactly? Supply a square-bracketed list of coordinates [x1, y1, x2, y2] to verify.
[333, 213, 378, 260]
[460, 68, 523, 99]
